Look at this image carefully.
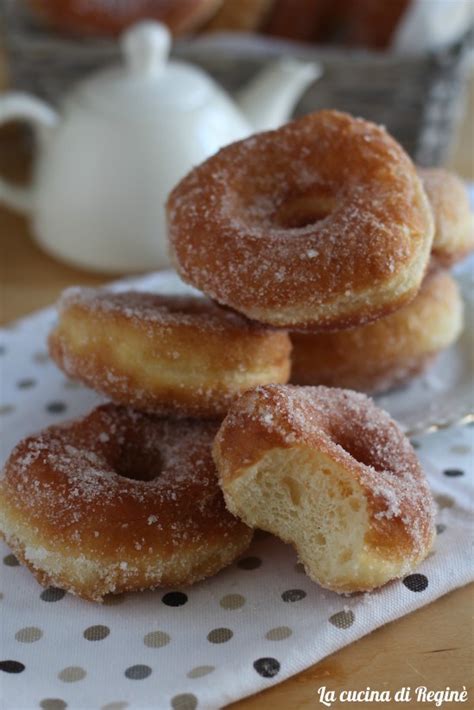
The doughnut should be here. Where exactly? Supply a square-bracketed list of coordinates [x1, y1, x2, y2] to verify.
[0, 405, 252, 601]
[28, 0, 223, 37]
[419, 168, 474, 267]
[203, 0, 274, 32]
[213, 385, 435, 593]
[263, 0, 330, 42]
[290, 268, 464, 393]
[168, 110, 434, 331]
[48, 288, 291, 418]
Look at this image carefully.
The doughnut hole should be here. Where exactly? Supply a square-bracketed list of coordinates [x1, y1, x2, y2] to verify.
[274, 191, 339, 229]
[222, 447, 407, 592]
[114, 445, 163, 482]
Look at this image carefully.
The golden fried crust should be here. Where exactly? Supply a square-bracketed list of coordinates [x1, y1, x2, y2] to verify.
[203, 0, 274, 31]
[290, 268, 464, 393]
[48, 289, 291, 418]
[168, 110, 434, 331]
[213, 385, 435, 593]
[29, 0, 223, 36]
[419, 168, 474, 267]
[0, 405, 253, 601]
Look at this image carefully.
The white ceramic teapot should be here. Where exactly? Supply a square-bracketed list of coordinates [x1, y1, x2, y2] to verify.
[0, 22, 320, 273]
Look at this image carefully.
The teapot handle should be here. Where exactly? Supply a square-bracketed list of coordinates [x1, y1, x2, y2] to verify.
[0, 93, 58, 214]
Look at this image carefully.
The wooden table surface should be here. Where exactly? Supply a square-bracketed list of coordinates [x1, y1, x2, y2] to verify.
[1, 75, 473, 708]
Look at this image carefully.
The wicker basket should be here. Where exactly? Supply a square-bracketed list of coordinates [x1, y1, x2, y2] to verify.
[1, 0, 472, 166]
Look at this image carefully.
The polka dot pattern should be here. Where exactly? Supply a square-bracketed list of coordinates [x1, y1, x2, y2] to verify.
[40, 588, 66, 602]
[58, 667, 86, 682]
[253, 658, 280, 678]
[15, 626, 43, 643]
[171, 694, 198, 710]
[124, 665, 152, 680]
[0, 266, 472, 710]
[83, 625, 110, 641]
[144, 631, 170, 648]
[403, 574, 429, 592]
[207, 628, 233, 644]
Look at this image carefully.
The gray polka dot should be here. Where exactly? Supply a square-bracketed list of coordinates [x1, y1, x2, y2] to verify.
[450, 444, 470, 455]
[0, 405, 14, 415]
[329, 610, 355, 629]
[436, 523, 446, 534]
[294, 562, 305, 573]
[83, 625, 110, 641]
[144, 631, 170, 648]
[0, 593, 3, 600]
[34, 351, 49, 363]
[58, 666, 86, 682]
[186, 665, 215, 679]
[207, 627, 233, 644]
[220, 594, 245, 610]
[124, 665, 152, 680]
[171, 693, 198, 710]
[102, 703, 128, 710]
[3, 554, 19, 567]
[15, 626, 42, 643]
[63, 379, 81, 390]
[40, 700, 67, 710]
[17, 378, 36, 389]
[46, 401, 67, 415]
[265, 626, 292, 641]
[41, 587, 66, 602]
[0, 345, 5, 356]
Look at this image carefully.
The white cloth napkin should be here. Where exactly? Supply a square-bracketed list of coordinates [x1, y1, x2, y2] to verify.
[0, 282, 473, 710]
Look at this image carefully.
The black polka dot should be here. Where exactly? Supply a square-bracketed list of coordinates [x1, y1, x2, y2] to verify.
[3, 554, 19, 567]
[40, 587, 66, 602]
[17, 378, 36, 389]
[46, 401, 67, 415]
[443, 468, 464, 477]
[124, 665, 152, 680]
[436, 523, 446, 534]
[162, 592, 187, 607]
[0, 660, 25, 673]
[83, 625, 110, 641]
[403, 574, 428, 592]
[237, 556, 262, 570]
[253, 657, 280, 678]
[207, 627, 233, 644]
[281, 589, 306, 602]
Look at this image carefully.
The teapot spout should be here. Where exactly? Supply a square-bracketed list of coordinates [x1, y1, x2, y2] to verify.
[235, 58, 321, 134]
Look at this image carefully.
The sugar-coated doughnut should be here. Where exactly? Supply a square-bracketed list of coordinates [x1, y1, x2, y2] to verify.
[48, 288, 291, 418]
[168, 110, 434, 331]
[419, 168, 474, 267]
[203, 0, 274, 32]
[213, 385, 435, 593]
[290, 268, 463, 393]
[28, 0, 222, 37]
[0, 405, 252, 601]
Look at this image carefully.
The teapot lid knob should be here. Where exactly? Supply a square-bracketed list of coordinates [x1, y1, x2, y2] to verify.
[121, 21, 171, 76]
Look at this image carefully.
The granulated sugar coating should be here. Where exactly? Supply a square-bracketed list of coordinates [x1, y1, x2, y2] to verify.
[168, 110, 434, 330]
[214, 385, 436, 592]
[0, 405, 253, 601]
[48, 289, 291, 418]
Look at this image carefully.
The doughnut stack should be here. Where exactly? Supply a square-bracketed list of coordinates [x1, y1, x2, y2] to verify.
[2, 109, 469, 602]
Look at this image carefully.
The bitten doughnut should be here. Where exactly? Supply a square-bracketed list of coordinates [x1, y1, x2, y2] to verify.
[291, 268, 464, 393]
[0, 405, 252, 601]
[168, 110, 434, 331]
[419, 168, 474, 267]
[203, 0, 274, 32]
[213, 385, 435, 593]
[48, 288, 291, 418]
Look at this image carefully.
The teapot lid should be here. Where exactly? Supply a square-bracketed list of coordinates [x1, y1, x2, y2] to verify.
[72, 21, 215, 117]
